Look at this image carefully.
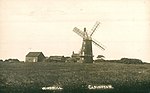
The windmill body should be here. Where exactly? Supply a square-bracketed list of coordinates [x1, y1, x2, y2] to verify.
[83, 39, 93, 63]
[73, 21, 105, 63]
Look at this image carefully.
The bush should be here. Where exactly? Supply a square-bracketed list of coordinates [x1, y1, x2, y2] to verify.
[4, 59, 20, 62]
[120, 58, 143, 64]
[94, 59, 105, 63]
[0, 59, 3, 62]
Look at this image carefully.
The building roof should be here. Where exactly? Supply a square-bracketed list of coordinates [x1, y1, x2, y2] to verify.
[50, 56, 64, 57]
[49, 56, 64, 59]
[49, 56, 65, 61]
[26, 52, 44, 57]
[72, 53, 80, 57]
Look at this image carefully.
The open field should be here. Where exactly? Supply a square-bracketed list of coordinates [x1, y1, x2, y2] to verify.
[0, 62, 150, 93]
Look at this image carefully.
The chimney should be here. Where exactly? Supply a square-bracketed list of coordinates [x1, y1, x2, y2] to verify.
[84, 28, 86, 32]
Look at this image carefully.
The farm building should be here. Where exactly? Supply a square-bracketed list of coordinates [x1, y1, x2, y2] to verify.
[47, 56, 66, 62]
[71, 51, 82, 62]
[25, 52, 45, 62]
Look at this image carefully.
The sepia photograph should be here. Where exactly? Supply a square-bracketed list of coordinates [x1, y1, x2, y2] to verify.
[0, 0, 150, 93]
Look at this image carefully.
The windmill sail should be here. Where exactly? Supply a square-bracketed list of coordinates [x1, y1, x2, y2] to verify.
[92, 40, 105, 50]
[73, 27, 85, 39]
[90, 21, 100, 36]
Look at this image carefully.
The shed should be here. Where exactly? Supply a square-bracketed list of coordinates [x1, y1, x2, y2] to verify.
[71, 52, 80, 62]
[25, 52, 45, 62]
[48, 56, 66, 62]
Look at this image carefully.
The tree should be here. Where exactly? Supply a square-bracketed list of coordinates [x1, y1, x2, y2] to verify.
[97, 55, 105, 59]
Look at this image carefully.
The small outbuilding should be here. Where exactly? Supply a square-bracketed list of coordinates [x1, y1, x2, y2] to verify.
[48, 56, 66, 62]
[71, 51, 81, 62]
[25, 52, 45, 62]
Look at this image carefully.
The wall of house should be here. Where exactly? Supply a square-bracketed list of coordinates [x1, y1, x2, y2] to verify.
[38, 54, 45, 62]
[26, 57, 38, 62]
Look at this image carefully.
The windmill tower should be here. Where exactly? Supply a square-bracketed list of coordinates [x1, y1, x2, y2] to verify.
[73, 21, 105, 63]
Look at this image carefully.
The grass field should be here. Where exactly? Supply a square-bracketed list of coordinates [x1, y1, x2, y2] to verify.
[0, 62, 150, 93]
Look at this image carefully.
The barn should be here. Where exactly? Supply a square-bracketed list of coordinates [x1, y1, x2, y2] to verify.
[44, 56, 66, 62]
[48, 56, 66, 62]
[25, 52, 45, 62]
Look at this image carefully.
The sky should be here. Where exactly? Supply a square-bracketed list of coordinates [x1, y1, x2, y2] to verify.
[0, 0, 150, 62]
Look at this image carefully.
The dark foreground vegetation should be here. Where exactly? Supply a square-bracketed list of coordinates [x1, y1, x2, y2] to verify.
[0, 62, 150, 93]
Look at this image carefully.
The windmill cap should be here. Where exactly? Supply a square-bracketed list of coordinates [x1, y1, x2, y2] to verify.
[84, 28, 86, 32]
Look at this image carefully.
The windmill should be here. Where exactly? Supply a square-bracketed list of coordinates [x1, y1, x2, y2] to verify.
[73, 21, 105, 63]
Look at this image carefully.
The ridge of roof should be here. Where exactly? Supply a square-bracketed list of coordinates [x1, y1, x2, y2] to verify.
[26, 52, 43, 57]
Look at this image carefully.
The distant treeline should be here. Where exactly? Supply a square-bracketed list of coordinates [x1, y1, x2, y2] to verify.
[0, 57, 147, 64]
[0, 59, 21, 62]
[94, 58, 144, 64]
